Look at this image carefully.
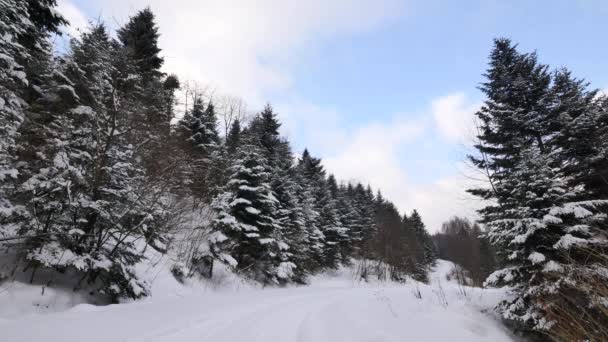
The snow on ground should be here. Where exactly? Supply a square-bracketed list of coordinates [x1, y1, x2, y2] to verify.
[1, 259, 516, 342]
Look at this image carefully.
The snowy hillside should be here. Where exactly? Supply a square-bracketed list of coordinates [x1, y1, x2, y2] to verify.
[1, 259, 516, 342]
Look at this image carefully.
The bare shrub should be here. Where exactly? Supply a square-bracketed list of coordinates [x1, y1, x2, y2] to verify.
[411, 281, 422, 300]
[542, 248, 608, 342]
[432, 279, 449, 307]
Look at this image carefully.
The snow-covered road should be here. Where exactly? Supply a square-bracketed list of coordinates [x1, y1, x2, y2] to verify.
[2, 264, 515, 342]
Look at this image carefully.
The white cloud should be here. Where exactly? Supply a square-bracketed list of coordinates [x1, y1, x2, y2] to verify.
[57, 0, 89, 37]
[322, 124, 482, 232]
[402, 170, 484, 233]
[72, 0, 404, 106]
[317, 94, 486, 233]
[323, 117, 425, 185]
[431, 93, 480, 145]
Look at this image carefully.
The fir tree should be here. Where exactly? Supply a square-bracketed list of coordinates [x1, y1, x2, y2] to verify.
[469, 38, 608, 334]
[210, 146, 292, 283]
[6, 23, 172, 301]
[409, 210, 436, 267]
[178, 98, 222, 201]
[319, 174, 349, 268]
[117, 7, 164, 76]
[0, 0, 36, 237]
[548, 69, 608, 199]
[20, 0, 67, 51]
[226, 118, 241, 155]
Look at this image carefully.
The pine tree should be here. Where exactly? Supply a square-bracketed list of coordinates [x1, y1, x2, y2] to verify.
[226, 118, 241, 155]
[5, 23, 173, 301]
[272, 165, 309, 282]
[0, 1, 34, 237]
[469, 38, 608, 334]
[409, 210, 436, 267]
[183, 98, 220, 154]
[246, 104, 281, 155]
[293, 163, 325, 274]
[117, 7, 164, 76]
[178, 98, 222, 201]
[0, 0, 68, 239]
[548, 69, 608, 199]
[336, 183, 360, 252]
[19, 0, 67, 51]
[209, 146, 292, 284]
[298, 149, 338, 269]
[357, 183, 376, 249]
[319, 174, 349, 268]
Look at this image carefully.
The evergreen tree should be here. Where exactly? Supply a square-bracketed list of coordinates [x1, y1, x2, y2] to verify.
[469, 38, 608, 335]
[0, 23, 167, 301]
[117, 7, 164, 76]
[20, 0, 67, 51]
[246, 104, 281, 155]
[178, 98, 222, 201]
[319, 174, 349, 268]
[183, 98, 220, 153]
[357, 183, 376, 249]
[226, 118, 241, 155]
[210, 146, 293, 283]
[293, 162, 325, 274]
[0, 0, 35, 236]
[298, 149, 336, 269]
[409, 210, 436, 267]
[0, 0, 68, 237]
[548, 69, 608, 198]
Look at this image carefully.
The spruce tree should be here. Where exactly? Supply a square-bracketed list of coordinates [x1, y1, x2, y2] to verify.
[0, 1, 34, 236]
[19, 0, 67, 51]
[469, 38, 608, 334]
[548, 69, 608, 198]
[293, 162, 325, 274]
[409, 210, 436, 267]
[226, 118, 241, 155]
[319, 174, 349, 268]
[7, 23, 172, 301]
[117, 7, 164, 76]
[210, 146, 292, 283]
[298, 149, 335, 269]
[178, 98, 222, 201]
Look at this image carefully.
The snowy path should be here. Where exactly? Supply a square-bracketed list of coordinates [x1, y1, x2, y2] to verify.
[2, 270, 515, 342]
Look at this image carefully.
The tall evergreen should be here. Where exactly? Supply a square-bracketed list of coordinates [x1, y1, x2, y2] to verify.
[210, 146, 292, 283]
[0, 0, 67, 237]
[20, 0, 67, 51]
[117, 7, 164, 76]
[319, 174, 349, 268]
[297, 149, 331, 268]
[548, 69, 608, 198]
[0, 22, 172, 301]
[177, 98, 222, 201]
[226, 118, 241, 155]
[409, 210, 436, 267]
[469, 38, 608, 335]
[0, 1, 33, 234]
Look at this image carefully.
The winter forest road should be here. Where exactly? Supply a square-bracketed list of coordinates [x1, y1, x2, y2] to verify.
[2, 271, 515, 342]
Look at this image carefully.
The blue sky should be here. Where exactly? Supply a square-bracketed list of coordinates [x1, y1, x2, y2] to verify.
[58, 0, 608, 231]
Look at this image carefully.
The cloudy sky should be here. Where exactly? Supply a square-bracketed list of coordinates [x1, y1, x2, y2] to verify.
[57, 0, 608, 232]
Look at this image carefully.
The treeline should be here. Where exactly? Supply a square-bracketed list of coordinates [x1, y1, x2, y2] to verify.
[432, 217, 496, 286]
[0, 1, 436, 301]
[469, 39, 608, 341]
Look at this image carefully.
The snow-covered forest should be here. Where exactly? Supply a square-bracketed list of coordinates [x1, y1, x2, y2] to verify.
[1, 1, 608, 341]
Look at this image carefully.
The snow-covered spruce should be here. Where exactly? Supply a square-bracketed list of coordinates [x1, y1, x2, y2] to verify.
[470, 39, 608, 337]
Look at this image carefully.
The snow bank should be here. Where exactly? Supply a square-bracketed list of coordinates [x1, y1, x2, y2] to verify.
[0, 281, 97, 319]
[0, 237, 255, 319]
[2, 259, 516, 342]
